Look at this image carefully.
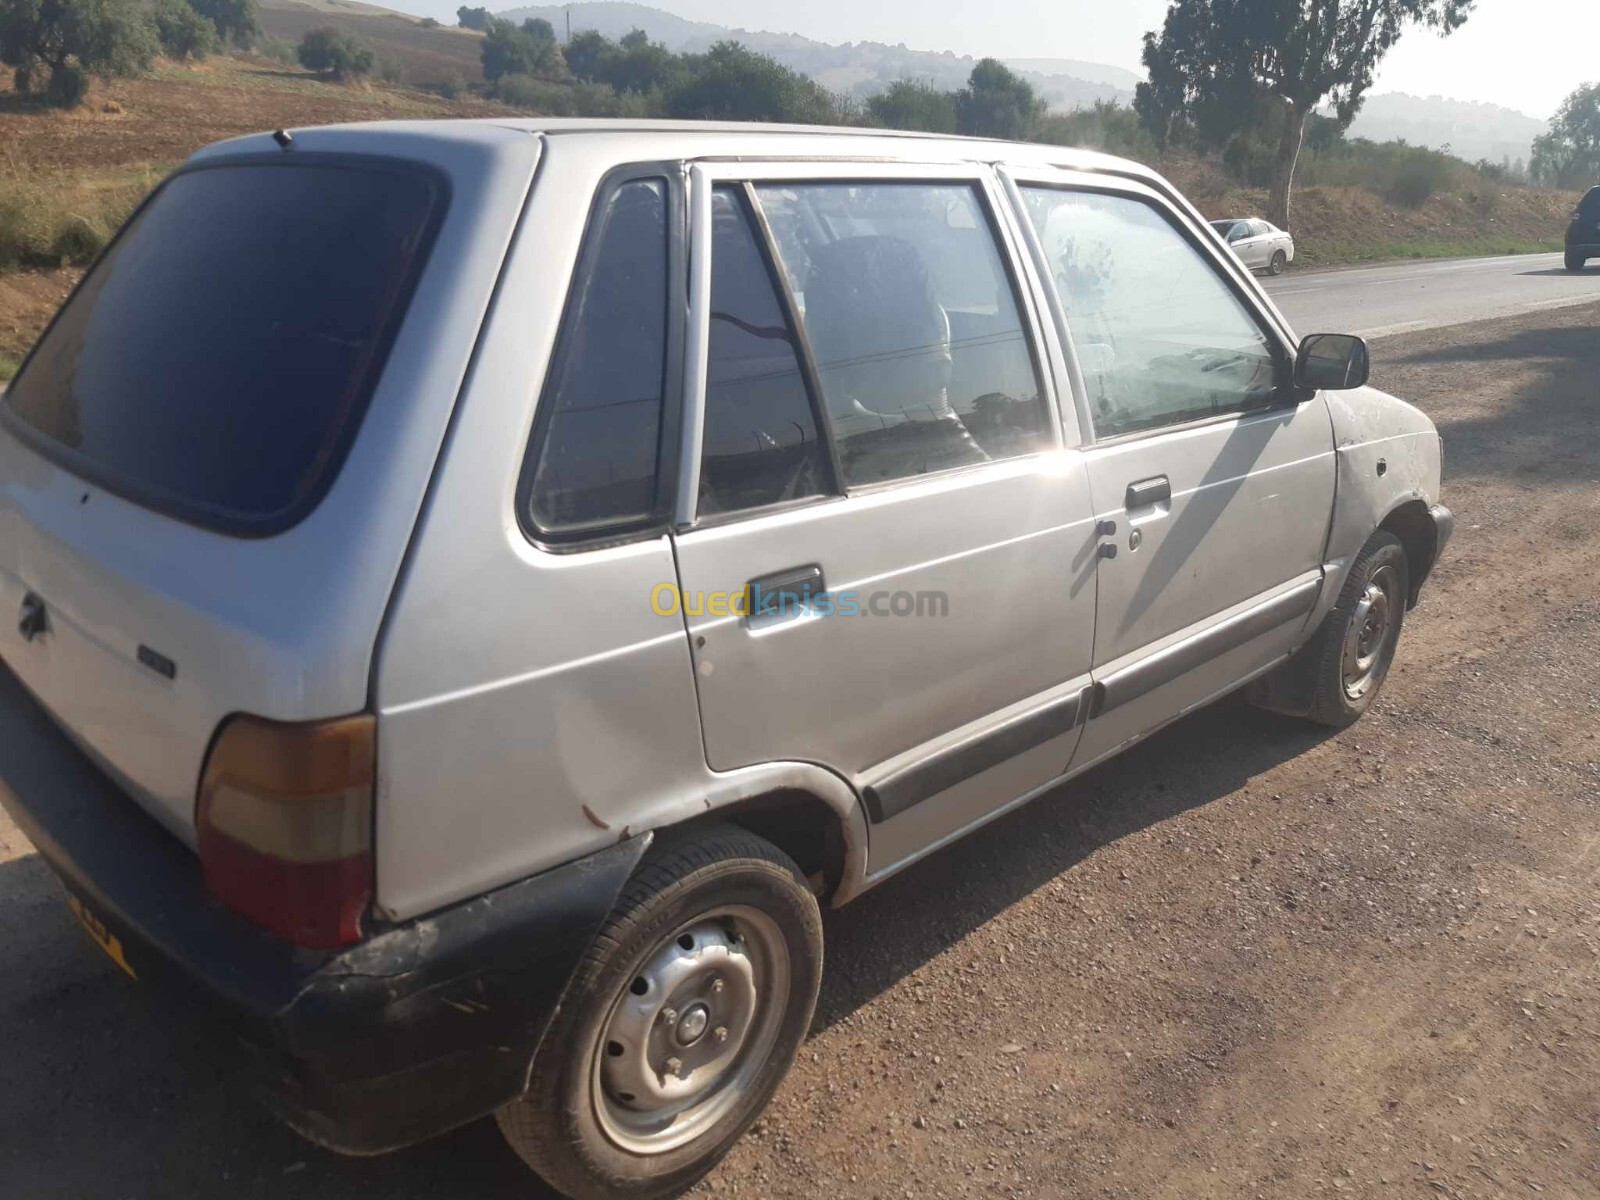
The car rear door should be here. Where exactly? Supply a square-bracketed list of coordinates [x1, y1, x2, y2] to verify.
[668, 160, 1099, 875]
[1005, 169, 1335, 771]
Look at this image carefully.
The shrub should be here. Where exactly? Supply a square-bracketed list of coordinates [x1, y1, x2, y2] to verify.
[297, 26, 374, 81]
[1037, 101, 1158, 162]
[0, 166, 153, 271]
[151, 0, 219, 62]
[495, 73, 653, 117]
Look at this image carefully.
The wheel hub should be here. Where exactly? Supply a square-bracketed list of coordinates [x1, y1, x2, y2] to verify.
[1341, 564, 1399, 700]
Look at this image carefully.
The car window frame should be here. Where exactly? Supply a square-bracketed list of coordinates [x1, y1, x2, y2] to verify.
[999, 167, 1305, 449]
[676, 158, 1064, 529]
[515, 160, 688, 551]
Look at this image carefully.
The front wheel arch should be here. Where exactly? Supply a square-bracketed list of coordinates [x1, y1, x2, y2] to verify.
[1379, 499, 1438, 608]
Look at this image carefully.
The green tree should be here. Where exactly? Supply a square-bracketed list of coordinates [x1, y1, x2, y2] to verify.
[563, 27, 614, 81]
[665, 41, 837, 124]
[187, 0, 253, 47]
[296, 25, 372, 80]
[1531, 83, 1600, 188]
[954, 58, 1042, 140]
[455, 5, 488, 31]
[1136, 0, 1473, 232]
[480, 16, 559, 83]
[867, 79, 957, 132]
[0, 0, 157, 106]
[150, 0, 216, 60]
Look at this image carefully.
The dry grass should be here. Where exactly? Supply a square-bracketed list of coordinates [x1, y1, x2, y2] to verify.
[0, 157, 163, 271]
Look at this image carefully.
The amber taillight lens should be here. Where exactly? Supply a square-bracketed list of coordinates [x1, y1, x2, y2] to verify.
[196, 714, 375, 948]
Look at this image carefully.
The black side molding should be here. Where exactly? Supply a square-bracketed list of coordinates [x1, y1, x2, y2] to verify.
[863, 688, 1086, 823]
[1093, 577, 1321, 717]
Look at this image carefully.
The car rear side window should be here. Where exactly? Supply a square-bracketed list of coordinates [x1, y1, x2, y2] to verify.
[754, 182, 1050, 487]
[3, 161, 443, 535]
[526, 178, 671, 538]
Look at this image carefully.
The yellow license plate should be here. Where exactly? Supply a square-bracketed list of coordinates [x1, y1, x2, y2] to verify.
[66, 891, 138, 980]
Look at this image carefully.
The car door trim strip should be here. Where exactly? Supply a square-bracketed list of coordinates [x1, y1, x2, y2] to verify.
[862, 687, 1087, 824]
[1092, 576, 1322, 717]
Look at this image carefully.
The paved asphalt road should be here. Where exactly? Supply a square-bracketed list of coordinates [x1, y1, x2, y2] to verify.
[1262, 251, 1600, 339]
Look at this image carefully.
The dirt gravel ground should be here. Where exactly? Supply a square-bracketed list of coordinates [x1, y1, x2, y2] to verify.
[2, 302, 1598, 1199]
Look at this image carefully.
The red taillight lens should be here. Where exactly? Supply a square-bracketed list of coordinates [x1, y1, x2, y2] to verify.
[196, 714, 375, 948]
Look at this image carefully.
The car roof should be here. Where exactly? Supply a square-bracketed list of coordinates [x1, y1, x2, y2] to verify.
[192, 116, 1161, 182]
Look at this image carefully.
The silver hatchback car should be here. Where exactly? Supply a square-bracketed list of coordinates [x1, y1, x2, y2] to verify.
[0, 120, 1450, 1199]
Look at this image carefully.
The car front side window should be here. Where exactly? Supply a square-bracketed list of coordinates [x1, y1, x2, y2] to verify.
[1021, 188, 1286, 440]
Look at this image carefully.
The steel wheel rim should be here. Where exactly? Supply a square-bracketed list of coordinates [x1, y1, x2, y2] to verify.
[591, 905, 790, 1155]
[1342, 564, 1400, 700]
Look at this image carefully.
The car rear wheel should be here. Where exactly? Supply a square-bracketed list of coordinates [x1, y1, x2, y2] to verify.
[1566, 251, 1587, 273]
[496, 825, 823, 1200]
[1268, 249, 1288, 276]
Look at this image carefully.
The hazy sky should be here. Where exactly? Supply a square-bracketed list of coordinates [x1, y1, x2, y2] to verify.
[393, 0, 1596, 118]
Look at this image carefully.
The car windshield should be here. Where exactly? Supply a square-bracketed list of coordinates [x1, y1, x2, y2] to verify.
[1580, 188, 1600, 219]
[1210, 220, 1238, 235]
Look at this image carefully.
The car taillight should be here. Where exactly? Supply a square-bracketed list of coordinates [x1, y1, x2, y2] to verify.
[196, 713, 375, 948]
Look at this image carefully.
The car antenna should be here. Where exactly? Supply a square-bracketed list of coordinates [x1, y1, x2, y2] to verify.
[272, 128, 294, 150]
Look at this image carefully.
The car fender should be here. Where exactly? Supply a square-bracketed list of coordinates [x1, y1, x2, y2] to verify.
[1314, 385, 1443, 625]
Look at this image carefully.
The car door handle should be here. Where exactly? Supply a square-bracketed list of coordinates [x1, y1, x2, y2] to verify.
[745, 564, 826, 621]
[1125, 476, 1171, 510]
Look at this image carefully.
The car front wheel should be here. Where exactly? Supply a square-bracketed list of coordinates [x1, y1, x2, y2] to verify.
[1304, 530, 1410, 727]
[496, 825, 823, 1200]
[1566, 251, 1587, 273]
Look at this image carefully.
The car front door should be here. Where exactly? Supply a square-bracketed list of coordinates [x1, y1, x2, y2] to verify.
[669, 162, 1100, 876]
[1007, 172, 1335, 771]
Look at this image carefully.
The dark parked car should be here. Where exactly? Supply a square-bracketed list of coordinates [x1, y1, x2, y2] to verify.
[1566, 186, 1600, 272]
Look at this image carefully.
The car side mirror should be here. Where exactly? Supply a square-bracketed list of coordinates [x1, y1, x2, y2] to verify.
[1295, 333, 1370, 391]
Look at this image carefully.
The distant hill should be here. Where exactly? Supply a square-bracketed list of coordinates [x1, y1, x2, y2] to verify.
[497, 1, 1135, 110]
[1344, 93, 1549, 167]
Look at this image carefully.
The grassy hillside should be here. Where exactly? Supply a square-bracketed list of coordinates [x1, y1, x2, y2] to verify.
[258, 0, 486, 89]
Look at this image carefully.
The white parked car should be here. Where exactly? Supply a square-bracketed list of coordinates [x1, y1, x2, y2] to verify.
[1211, 216, 1295, 275]
[0, 119, 1449, 1200]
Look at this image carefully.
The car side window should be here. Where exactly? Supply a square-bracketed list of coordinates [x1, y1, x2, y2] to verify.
[526, 178, 669, 537]
[753, 182, 1051, 487]
[1021, 188, 1285, 440]
[697, 186, 832, 518]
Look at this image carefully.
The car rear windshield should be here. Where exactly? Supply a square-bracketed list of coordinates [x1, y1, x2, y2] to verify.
[2, 160, 444, 535]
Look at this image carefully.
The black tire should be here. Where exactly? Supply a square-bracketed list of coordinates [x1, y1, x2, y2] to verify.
[1301, 530, 1410, 727]
[496, 826, 823, 1200]
[1566, 251, 1587, 273]
[1268, 249, 1288, 276]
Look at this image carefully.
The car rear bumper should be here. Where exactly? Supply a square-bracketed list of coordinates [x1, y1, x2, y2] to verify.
[0, 660, 648, 1155]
